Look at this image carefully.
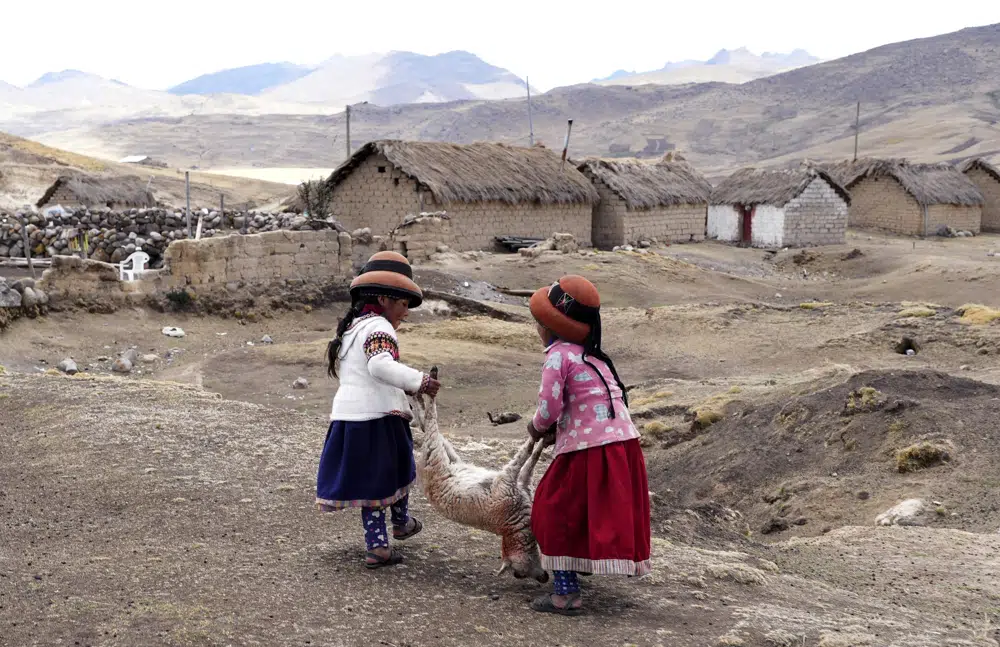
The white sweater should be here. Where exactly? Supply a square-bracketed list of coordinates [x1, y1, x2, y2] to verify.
[329, 314, 427, 422]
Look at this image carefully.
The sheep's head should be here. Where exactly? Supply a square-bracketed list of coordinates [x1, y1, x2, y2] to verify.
[498, 530, 548, 583]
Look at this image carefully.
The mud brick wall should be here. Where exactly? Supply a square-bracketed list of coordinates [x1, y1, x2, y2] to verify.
[782, 177, 849, 246]
[36, 256, 147, 307]
[430, 200, 592, 251]
[847, 176, 923, 235]
[329, 154, 592, 251]
[392, 216, 453, 262]
[925, 204, 982, 235]
[328, 154, 422, 236]
[623, 204, 706, 245]
[162, 230, 356, 290]
[965, 168, 1000, 232]
[588, 177, 705, 249]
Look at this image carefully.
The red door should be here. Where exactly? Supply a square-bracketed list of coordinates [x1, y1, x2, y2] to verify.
[740, 205, 754, 243]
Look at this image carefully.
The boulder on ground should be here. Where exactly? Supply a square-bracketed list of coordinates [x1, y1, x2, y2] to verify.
[875, 498, 926, 526]
[57, 359, 78, 375]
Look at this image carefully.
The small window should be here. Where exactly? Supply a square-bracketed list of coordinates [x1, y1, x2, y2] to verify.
[378, 166, 386, 173]
[393, 178, 400, 186]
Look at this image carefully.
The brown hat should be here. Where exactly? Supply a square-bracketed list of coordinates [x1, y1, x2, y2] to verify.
[529, 275, 600, 344]
[350, 251, 423, 307]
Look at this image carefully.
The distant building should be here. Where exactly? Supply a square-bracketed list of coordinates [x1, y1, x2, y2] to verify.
[640, 137, 674, 157]
[958, 158, 1000, 232]
[325, 140, 598, 252]
[577, 157, 710, 249]
[36, 175, 156, 210]
[118, 155, 168, 168]
[709, 166, 849, 248]
[826, 158, 983, 236]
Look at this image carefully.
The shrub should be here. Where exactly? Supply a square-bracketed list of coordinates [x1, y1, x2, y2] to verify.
[896, 441, 951, 473]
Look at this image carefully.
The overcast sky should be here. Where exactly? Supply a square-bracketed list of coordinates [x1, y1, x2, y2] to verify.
[3, 1, 997, 91]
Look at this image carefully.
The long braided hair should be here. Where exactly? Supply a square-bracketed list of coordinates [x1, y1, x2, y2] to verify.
[325, 294, 383, 378]
[546, 281, 628, 417]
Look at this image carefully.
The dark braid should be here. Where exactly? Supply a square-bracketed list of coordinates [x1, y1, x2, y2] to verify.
[581, 312, 628, 417]
[326, 295, 381, 378]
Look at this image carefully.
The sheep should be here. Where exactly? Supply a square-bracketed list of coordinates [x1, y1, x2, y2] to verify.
[408, 367, 550, 584]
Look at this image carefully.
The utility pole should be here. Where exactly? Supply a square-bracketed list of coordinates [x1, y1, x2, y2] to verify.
[185, 171, 191, 239]
[345, 105, 352, 160]
[526, 77, 534, 147]
[853, 101, 861, 161]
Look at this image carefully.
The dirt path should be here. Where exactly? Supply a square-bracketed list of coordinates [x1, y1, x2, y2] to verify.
[3, 373, 998, 647]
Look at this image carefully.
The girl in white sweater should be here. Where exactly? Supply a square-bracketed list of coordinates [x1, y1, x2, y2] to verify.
[315, 251, 440, 568]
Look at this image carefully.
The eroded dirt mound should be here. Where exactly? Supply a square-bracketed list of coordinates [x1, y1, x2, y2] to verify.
[648, 369, 1000, 539]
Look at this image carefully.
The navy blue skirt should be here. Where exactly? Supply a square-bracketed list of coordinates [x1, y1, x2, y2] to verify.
[315, 415, 416, 511]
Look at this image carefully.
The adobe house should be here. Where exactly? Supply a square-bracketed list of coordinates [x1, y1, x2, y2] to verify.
[959, 158, 1000, 232]
[708, 166, 850, 248]
[324, 140, 598, 251]
[577, 157, 710, 249]
[826, 158, 983, 236]
[36, 175, 156, 210]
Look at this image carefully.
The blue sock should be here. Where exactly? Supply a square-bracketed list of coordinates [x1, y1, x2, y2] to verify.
[553, 570, 580, 595]
[362, 507, 388, 551]
[390, 495, 409, 528]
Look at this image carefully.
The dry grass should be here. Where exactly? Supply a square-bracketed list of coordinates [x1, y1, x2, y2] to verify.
[800, 302, 833, 310]
[640, 421, 673, 447]
[576, 158, 711, 208]
[898, 306, 936, 318]
[705, 563, 767, 586]
[711, 167, 850, 207]
[896, 441, 951, 473]
[0, 132, 107, 172]
[328, 140, 598, 206]
[957, 304, 1000, 325]
[632, 390, 674, 408]
[401, 317, 537, 352]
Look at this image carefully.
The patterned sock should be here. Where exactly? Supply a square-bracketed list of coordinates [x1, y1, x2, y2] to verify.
[362, 507, 388, 551]
[390, 495, 410, 528]
[553, 570, 580, 596]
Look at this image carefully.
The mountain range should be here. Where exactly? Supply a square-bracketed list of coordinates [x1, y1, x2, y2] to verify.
[595, 48, 821, 86]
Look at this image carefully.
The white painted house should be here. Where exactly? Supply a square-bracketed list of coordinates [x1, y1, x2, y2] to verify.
[708, 166, 850, 248]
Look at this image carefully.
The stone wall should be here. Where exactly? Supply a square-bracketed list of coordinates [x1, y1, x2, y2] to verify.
[390, 213, 453, 262]
[925, 204, 982, 236]
[0, 208, 333, 266]
[782, 177, 849, 246]
[965, 168, 1000, 232]
[847, 177, 924, 235]
[329, 154, 592, 251]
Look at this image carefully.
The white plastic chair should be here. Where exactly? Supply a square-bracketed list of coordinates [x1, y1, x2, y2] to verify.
[119, 251, 151, 281]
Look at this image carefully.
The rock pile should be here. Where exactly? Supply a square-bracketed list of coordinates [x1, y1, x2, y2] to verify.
[0, 208, 342, 266]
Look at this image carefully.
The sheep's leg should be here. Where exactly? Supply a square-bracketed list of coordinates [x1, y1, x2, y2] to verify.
[502, 437, 537, 480]
[517, 438, 547, 488]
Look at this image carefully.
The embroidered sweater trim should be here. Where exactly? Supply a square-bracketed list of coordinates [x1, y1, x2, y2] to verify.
[364, 331, 400, 361]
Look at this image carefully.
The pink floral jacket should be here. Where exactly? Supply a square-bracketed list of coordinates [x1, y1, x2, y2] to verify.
[531, 341, 640, 457]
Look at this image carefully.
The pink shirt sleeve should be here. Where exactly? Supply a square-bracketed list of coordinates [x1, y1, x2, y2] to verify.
[531, 347, 567, 432]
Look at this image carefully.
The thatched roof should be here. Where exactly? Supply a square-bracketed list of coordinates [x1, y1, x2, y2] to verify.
[576, 158, 711, 209]
[824, 158, 984, 206]
[710, 167, 850, 207]
[36, 174, 156, 208]
[959, 157, 1000, 183]
[326, 140, 598, 205]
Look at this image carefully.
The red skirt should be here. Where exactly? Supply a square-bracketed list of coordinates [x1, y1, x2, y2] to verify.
[531, 438, 652, 576]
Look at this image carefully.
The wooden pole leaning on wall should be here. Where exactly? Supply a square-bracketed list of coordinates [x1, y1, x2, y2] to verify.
[16, 213, 36, 279]
[345, 105, 352, 160]
[853, 101, 861, 161]
[560, 119, 574, 171]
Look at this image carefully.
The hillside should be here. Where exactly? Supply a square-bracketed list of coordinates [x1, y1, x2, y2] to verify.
[595, 47, 821, 86]
[261, 50, 529, 105]
[168, 62, 316, 96]
[31, 23, 1000, 177]
[0, 132, 293, 211]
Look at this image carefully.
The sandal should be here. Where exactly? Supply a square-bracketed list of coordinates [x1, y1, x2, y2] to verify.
[364, 548, 404, 569]
[393, 517, 423, 541]
[530, 592, 584, 616]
